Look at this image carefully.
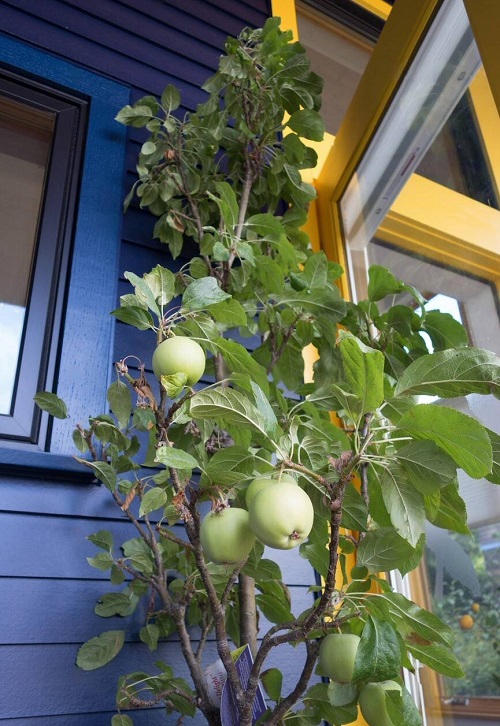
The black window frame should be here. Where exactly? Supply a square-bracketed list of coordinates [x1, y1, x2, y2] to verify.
[0, 69, 88, 446]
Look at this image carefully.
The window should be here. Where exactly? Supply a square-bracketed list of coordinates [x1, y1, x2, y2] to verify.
[0, 72, 86, 443]
[0, 35, 128, 472]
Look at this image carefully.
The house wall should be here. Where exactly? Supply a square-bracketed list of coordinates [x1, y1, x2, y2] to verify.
[0, 1, 317, 723]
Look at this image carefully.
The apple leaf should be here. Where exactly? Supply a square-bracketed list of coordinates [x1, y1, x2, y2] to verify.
[395, 348, 500, 398]
[107, 380, 132, 430]
[190, 387, 273, 442]
[385, 687, 422, 726]
[367, 266, 402, 301]
[76, 630, 125, 671]
[182, 277, 230, 311]
[139, 487, 168, 517]
[398, 404, 492, 478]
[357, 529, 424, 575]
[33, 392, 68, 419]
[352, 616, 400, 684]
[339, 334, 384, 413]
[378, 463, 426, 547]
[154, 445, 199, 470]
[395, 440, 457, 494]
[405, 641, 464, 678]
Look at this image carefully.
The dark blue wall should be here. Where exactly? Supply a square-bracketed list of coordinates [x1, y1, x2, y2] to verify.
[0, 1, 317, 724]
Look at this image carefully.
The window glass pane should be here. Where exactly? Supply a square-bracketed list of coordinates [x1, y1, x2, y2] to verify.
[0, 96, 54, 414]
[363, 242, 500, 720]
[297, 8, 371, 135]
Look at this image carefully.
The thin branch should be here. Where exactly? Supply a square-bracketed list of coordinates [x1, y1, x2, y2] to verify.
[263, 640, 320, 726]
[157, 526, 194, 551]
[221, 558, 248, 608]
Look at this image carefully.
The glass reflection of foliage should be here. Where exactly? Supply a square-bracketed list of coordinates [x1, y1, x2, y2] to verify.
[425, 523, 500, 697]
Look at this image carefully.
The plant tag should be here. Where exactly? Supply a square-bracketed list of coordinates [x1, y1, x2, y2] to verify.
[220, 644, 267, 725]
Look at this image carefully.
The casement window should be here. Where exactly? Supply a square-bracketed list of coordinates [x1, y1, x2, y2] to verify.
[0, 70, 87, 443]
[0, 36, 128, 477]
[275, 0, 500, 722]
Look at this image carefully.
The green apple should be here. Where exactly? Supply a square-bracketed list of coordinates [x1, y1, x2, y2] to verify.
[248, 482, 313, 549]
[200, 507, 255, 565]
[318, 633, 360, 682]
[152, 336, 205, 385]
[359, 680, 402, 726]
[245, 473, 297, 508]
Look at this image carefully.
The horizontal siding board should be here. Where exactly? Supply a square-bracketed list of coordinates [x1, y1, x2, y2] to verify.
[3, 0, 216, 82]
[167, 0, 268, 27]
[0, 578, 313, 644]
[0, 5, 204, 108]
[0, 708, 167, 725]
[57, 0, 225, 68]
[0, 640, 312, 719]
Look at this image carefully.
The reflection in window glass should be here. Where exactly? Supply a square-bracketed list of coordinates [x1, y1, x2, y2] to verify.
[426, 523, 500, 699]
[0, 96, 54, 414]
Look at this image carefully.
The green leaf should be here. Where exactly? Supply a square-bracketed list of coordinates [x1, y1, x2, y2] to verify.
[115, 104, 154, 127]
[74, 460, 117, 491]
[398, 404, 492, 478]
[385, 688, 422, 726]
[405, 641, 464, 678]
[422, 310, 468, 351]
[242, 557, 282, 583]
[146, 265, 176, 306]
[160, 372, 187, 398]
[107, 381, 132, 430]
[301, 251, 328, 288]
[255, 593, 293, 624]
[327, 681, 358, 707]
[87, 552, 114, 571]
[280, 288, 346, 322]
[300, 541, 329, 578]
[261, 668, 282, 702]
[286, 109, 324, 141]
[430, 480, 469, 534]
[250, 381, 278, 436]
[339, 334, 384, 414]
[214, 180, 239, 228]
[304, 683, 358, 726]
[485, 427, 500, 485]
[87, 530, 113, 551]
[357, 529, 424, 575]
[111, 305, 154, 331]
[111, 715, 133, 726]
[377, 592, 453, 647]
[246, 212, 282, 240]
[76, 630, 125, 671]
[377, 463, 425, 547]
[139, 623, 160, 652]
[209, 298, 247, 326]
[154, 445, 199, 470]
[367, 266, 402, 301]
[33, 392, 67, 419]
[161, 84, 180, 111]
[215, 338, 269, 396]
[190, 388, 272, 441]
[95, 593, 133, 618]
[182, 277, 230, 311]
[395, 348, 500, 398]
[139, 487, 168, 517]
[395, 441, 457, 494]
[352, 616, 400, 684]
[205, 446, 255, 486]
[124, 271, 160, 316]
[255, 255, 284, 294]
[341, 483, 368, 532]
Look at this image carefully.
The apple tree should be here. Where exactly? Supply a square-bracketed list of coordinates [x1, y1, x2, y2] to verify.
[35, 18, 500, 726]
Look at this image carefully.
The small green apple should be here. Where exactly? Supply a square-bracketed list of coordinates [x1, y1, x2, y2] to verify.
[152, 336, 205, 385]
[318, 633, 360, 682]
[359, 680, 402, 726]
[200, 507, 255, 565]
[248, 482, 313, 549]
[245, 473, 297, 508]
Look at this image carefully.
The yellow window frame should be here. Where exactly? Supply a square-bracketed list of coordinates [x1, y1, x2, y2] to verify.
[272, 0, 500, 723]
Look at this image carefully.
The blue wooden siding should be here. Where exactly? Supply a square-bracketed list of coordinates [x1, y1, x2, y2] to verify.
[0, 1, 318, 723]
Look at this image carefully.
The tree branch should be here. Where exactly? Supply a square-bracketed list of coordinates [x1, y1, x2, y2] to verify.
[263, 640, 320, 726]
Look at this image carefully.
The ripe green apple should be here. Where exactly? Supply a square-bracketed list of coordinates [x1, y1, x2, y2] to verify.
[245, 473, 297, 508]
[248, 482, 313, 549]
[200, 507, 256, 565]
[318, 633, 360, 682]
[359, 680, 402, 726]
[152, 336, 205, 385]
